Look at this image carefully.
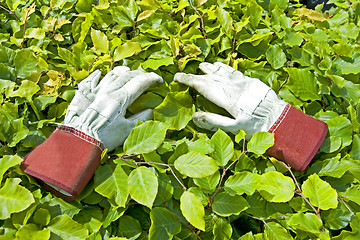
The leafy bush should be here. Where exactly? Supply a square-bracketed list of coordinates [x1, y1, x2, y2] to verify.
[1, 0, 360, 239]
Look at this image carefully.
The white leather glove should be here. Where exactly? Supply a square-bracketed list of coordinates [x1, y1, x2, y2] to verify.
[174, 62, 328, 172]
[64, 70, 101, 124]
[65, 66, 164, 151]
[174, 62, 288, 137]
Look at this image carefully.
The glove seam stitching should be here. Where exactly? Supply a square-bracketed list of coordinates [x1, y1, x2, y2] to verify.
[268, 104, 291, 133]
[58, 125, 104, 151]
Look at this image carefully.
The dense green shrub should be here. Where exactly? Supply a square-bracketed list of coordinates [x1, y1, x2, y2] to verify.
[1, 0, 360, 239]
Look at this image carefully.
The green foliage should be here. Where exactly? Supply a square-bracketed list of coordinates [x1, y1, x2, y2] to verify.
[1, 0, 360, 239]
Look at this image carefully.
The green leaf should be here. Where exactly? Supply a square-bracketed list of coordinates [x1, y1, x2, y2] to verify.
[149, 207, 181, 240]
[47, 214, 89, 240]
[193, 171, 220, 192]
[321, 209, 352, 230]
[141, 57, 174, 70]
[128, 166, 158, 208]
[266, 45, 287, 69]
[264, 222, 293, 240]
[213, 216, 232, 240]
[180, 191, 205, 231]
[341, 185, 360, 205]
[235, 130, 246, 143]
[302, 174, 338, 210]
[0, 178, 34, 220]
[224, 171, 260, 196]
[210, 129, 234, 166]
[91, 28, 109, 53]
[287, 212, 323, 233]
[0, 155, 23, 183]
[33, 208, 51, 227]
[15, 224, 50, 240]
[154, 91, 195, 130]
[124, 121, 168, 155]
[14, 49, 38, 79]
[174, 151, 218, 178]
[118, 215, 142, 239]
[94, 164, 129, 207]
[8, 80, 40, 98]
[215, 7, 234, 38]
[212, 192, 249, 217]
[285, 68, 320, 101]
[247, 132, 274, 155]
[257, 171, 295, 202]
[327, 115, 353, 148]
[114, 42, 141, 62]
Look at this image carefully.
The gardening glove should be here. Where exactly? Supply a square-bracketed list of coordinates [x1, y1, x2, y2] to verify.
[174, 62, 328, 172]
[63, 70, 101, 124]
[21, 67, 163, 200]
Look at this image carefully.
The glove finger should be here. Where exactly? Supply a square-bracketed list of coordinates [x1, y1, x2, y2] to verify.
[214, 62, 241, 75]
[192, 111, 242, 134]
[98, 66, 131, 88]
[78, 70, 101, 93]
[199, 62, 237, 77]
[121, 72, 163, 108]
[174, 72, 209, 92]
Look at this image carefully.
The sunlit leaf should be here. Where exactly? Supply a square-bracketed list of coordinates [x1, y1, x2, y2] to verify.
[180, 191, 205, 231]
[128, 166, 158, 208]
[0, 178, 34, 220]
[302, 174, 338, 210]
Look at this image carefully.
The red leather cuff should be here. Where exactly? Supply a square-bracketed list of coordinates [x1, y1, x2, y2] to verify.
[21, 125, 104, 201]
[267, 105, 328, 172]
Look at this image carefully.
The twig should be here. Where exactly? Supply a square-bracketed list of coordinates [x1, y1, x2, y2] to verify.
[338, 195, 354, 214]
[0, 5, 20, 21]
[20, 4, 35, 49]
[189, 0, 206, 38]
[119, 156, 187, 191]
[281, 162, 321, 219]
[154, 0, 173, 20]
[232, 29, 238, 52]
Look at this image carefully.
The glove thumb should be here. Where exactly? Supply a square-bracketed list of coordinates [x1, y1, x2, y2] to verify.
[128, 109, 154, 126]
[192, 111, 240, 134]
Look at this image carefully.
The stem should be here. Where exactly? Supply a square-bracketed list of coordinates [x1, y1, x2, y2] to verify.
[20, 4, 34, 49]
[154, 0, 173, 20]
[338, 195, 354, 214]
[210, 138, 247, 203]
[0, 5, 20, 21]
[281, 162, 321, 219]
[120, 156, 187, 191]
[189, 0, 206, 38]
[232, 29, 238, 52]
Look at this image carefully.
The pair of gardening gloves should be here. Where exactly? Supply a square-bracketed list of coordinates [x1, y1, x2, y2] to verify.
[21, 62, 328, 200]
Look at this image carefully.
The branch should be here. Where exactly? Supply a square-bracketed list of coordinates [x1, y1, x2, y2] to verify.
[20, 4, 35, 49]
[154, 0, 173, 20]
[338, 195, 354, 214]
[281, 162, 321, 219]
[119, 156, 187, 191]
[0, 5, 20, 21]
[189, 0, 206, 38]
